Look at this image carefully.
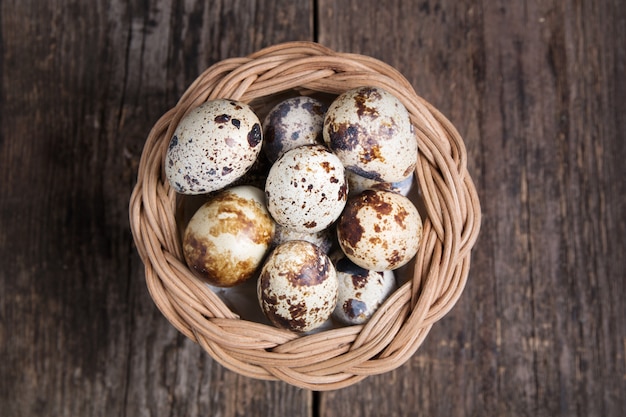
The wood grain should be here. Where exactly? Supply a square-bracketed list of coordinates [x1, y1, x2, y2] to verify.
[0, 1, 313, 416]
[1, 0, 625, 416]
[318, 0, 626, 416]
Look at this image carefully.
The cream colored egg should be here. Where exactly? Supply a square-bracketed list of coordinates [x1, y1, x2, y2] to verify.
[265, 144, 347, 233]
[183, 185, 275, 287]
[257, 240, 338, 332]
[165, 99, 262, 194]
[332, 257, 396, 325]
[323, 86, 417, 183]
[337, 189, 422, 271]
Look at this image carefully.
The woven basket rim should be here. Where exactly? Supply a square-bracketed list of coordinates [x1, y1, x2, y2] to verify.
[129, 40, 481, 390]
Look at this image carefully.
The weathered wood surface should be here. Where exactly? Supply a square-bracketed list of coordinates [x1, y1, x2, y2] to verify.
[1, 1, 624, 416]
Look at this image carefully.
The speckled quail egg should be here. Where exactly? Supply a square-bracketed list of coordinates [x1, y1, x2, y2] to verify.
[182, 185, 275, 287]
[257, 240, 338, 332]
[262, 96, 328, 162]
[337, 189, 422, 271]
[272, 223, 334, 254]
[323, 86, 417, 182]
[165, 99, 263, 194]
[332, 257, 397, 325]
[346, 170, 414, 197]
[265, 144, 348, 233]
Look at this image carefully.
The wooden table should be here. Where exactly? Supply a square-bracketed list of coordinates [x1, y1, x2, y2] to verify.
[2, 1, 624, 416]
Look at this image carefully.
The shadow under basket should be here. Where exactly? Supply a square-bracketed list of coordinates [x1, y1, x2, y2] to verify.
[129, 41, 482, 391]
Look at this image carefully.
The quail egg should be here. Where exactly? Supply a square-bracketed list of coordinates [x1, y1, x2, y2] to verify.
[265, 144, 347, 233]
[262, 96, 327, 162]
[323, 86, 417, 182]
[257, 240, 338, 332]
[337, 189, 422, 271]
[332, 257, 396, 325]
[166, 99, 263, 194]
[182, 185, 275, 287]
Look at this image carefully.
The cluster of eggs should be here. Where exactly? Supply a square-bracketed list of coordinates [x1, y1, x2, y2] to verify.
[166, 86, 423, 333]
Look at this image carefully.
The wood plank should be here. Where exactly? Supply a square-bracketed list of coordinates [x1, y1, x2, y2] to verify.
[2, 0, 625, 415]
[0, 1, 314, 416]
[317, 0, 626, 416]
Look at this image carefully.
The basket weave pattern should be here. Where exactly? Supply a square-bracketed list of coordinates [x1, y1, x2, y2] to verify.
[129, 41, 481, 390]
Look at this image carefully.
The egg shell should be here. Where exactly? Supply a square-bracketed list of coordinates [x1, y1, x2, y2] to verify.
[182, 185, 275, 287]
[332, 257, 396, 325]
[272, 223, 334, 254]
[165, 99, 263, 195]
[337, 189, 422, 271]
[262, 96, 328, 162]
[257, 240, 338, 332]
[347, 170, 414, 197]
[265, 144, 348, 233]
[323, 86, 417, 182]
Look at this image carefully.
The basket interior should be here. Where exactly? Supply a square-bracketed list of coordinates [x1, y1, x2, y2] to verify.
[172, 87, 428, 332]
[129, 41, 481, 390]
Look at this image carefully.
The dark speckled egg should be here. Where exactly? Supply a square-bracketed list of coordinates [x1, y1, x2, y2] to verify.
[257, 240, 338, 332]
[262, 96, 327, 162]
[337, 189, 422, 271]
[165, 99, 262, 194]
[323, 86, 417, 183]
[265, 144, 347, 233]
[332, 257, 396, 325]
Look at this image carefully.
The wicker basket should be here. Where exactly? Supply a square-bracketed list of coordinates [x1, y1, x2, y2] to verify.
[129, 41, 481, 390]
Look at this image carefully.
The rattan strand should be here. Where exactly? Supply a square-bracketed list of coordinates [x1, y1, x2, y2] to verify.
[129, 41, 481, 390]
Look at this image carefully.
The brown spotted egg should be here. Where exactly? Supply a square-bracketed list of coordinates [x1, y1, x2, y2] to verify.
[332, 257, 396, 325]
[262, 96, 328, 162]
[337, 189, 422, 271]
[257, 240, 338, 332]
[346, 170, 414, 197]
[265, 144, 347, 233]
[323, 86, 417, 183]
[165, 99, 262, 194]
[182, 185, 275, 287]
